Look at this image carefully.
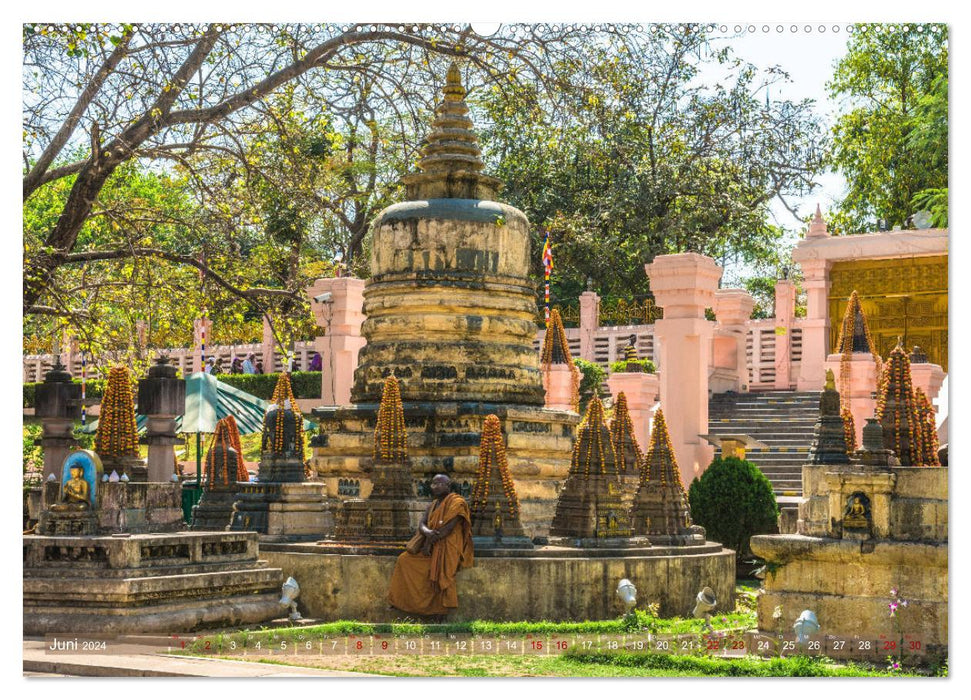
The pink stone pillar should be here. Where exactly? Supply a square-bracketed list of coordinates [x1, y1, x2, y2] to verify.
[61, 330, 78, 375]
[794, 258, 831, 391]
[774, 279, 796, 390]
[307, 277, 366, 405]
[262, 315, 276, 373]
[578, 291, 600, 361]
[542, 365, 577, 412]
[824, 353, 879, 445]
[606, 372, 660, 449]
[911, 363, 946, 411]
[712, 289, 755, 393]
[645, 253, 721, 486]
[191, 317, 212, 374]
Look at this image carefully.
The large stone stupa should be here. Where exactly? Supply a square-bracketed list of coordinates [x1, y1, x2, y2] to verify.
[313, 63, 577, 536]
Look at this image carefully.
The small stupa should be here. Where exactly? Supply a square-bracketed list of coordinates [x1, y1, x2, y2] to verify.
[914, 388, 941, 466]
[336, 375, 425, 542]
[609, 392, 642, 503]
[96, 365, 147, 481]
[540, 308, 581, 411]
[807, 370, 851, 465]
[469, 414, 531, 548]
[875, 341, 938, 466]
[259, 373, 305, 482]
[549, 396, 639, 545]
[834, 290, 882, 410]
[629, 409, 704, 545]
[191, 415, 246, 530]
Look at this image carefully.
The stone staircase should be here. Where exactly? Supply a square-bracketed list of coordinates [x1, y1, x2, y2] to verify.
[707, 390, 821, 502]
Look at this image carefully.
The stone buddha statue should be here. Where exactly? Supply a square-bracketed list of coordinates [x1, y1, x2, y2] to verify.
[50, 465, 90, 511]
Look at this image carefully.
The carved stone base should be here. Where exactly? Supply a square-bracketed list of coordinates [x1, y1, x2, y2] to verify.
[37, 509, 99, 536]
[230, 483, 333, 541]
[471, 535, 534, 550]
[549, 474, 633, 540]
[337, 498, 426, 542]
[101, 456, 149, 482]
[190, 487, 239, 531]
[23, 531, 283, 634]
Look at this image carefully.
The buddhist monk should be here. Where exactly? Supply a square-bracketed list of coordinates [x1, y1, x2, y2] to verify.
[388, 474, 474, 616]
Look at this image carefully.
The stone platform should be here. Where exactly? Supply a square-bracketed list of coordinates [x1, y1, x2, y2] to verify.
[229, 482, 333, 541]
[312, 401, 578, 537]
[23, 532, 284, 635]
[260, 541, 735, 621]
[41, 480, 184, 534]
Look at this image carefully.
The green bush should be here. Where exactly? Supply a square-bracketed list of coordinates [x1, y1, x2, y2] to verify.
[609, 358, 656, 374]
[573, 358, 606, 411]
[688, 456, 779, 560]
[216, 372, 321, 399]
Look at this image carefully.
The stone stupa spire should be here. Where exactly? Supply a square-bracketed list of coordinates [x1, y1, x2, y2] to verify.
[807, 203, 829, 238]
[609, 392, 642, 476]
[540, 308, 573, 366]
[807, 369, 851, 465]
[630, 408, 703, 545]
[403, 61, 503, 200]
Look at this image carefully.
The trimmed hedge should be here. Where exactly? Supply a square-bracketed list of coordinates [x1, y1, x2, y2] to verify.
[688, 456, 779, 560]
[216, 372, 321, 399]
[23, 372, 322, 407]
[609, 358, 656, 374]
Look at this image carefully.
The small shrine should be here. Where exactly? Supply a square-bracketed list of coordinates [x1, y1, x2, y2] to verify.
[469, 414, 531, 548]
[336, 375, 425, 543]
[191, 415, 246, 531]
[230, 373, 331, 540]
[36, 450, 103, 536]
[96, 365, 148, 481]
[540, 308, 581, 411]
[806, 369, 851, 465]
[629, 409, 705, 546]
[549, 396, 640, 546]
[608, 391, 642, 503]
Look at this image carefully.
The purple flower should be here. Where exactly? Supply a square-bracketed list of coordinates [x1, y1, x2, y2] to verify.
[901, 600, 908, 607]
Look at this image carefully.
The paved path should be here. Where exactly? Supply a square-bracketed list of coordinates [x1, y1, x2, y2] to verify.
[23, 640, 374, 678]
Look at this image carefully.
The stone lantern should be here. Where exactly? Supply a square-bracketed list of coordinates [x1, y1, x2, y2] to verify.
[137, 356, 186, 482]
[34, 359, 82, 482]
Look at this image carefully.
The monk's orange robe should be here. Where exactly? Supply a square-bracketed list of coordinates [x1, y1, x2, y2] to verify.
[388, 492, 474, 615]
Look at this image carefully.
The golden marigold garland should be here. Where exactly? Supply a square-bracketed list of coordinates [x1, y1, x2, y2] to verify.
[373, 375, 408, 463]
[263, 372, 304, 454]
[540, 308, 581, 411]
[470, 414, 521, 517]
[222, 414, 249, 481]
[914, 388, 941, 466]
[638, 409, 685, 493]
[570, 395, 618, 477]
[95, 365, 139, 458]
[609, 392, 643, 474]
[875, 342, 925, 466]
[203, 417, 241, 488]
[840, 408, 857, 453]
[834, 291, 882, 414]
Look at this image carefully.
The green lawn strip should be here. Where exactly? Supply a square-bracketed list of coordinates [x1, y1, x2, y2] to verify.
[188, 612, 757, 653]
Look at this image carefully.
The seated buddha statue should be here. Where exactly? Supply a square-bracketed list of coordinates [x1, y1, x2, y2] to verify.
[50, 466, 90, 511]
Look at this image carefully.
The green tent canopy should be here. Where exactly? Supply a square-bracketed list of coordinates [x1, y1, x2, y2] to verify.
[80, 372, 314, 435]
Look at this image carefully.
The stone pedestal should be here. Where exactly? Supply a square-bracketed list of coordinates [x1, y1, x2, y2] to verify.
[712, 289, 755, 393]
[230, 483, 333, 542]
[23, 531, 283, 634]
[41, 480, 185, 534]
[101, 455, 149, 483]
[190, 486, 239, 531]
[34, 361, 82, 482]
[307, 276, 367, 406]
[646, 253, 721, 487]
[606, 373, 658, 450]
[542, 364, 577, 411]
[824, 352, 879, 445]
[37, 418, 77, 484]
[138, 357, 187, 482]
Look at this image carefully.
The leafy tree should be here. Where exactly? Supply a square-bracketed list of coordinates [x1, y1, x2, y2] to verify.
[688, 456, 779, 561]
[826, 23, 948, 232]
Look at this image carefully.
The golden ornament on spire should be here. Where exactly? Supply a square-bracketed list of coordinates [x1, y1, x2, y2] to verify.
[374, 375, 408, 463]
[470, 415, 521, 518]
[609, 392, 642, 474]
[639, 409, 684, 490]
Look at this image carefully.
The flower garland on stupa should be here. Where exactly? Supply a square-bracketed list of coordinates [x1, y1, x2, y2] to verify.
[834, 290, 882, 414]
[265, 372, 303, 454]
[914, 388, 941, 466]
[373, 374, 407, 463]
[609, 392, 642, 475]
[874, 341, 930, 466]
[570, 395, 618, 477]
[204, 416, 243, 487]
[540, 307, 581, 411]
[95, 365, 139, 458]
[841, 408, 857, 453]
[639, 409, 685, 492]
[470, 414, 521, 519]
